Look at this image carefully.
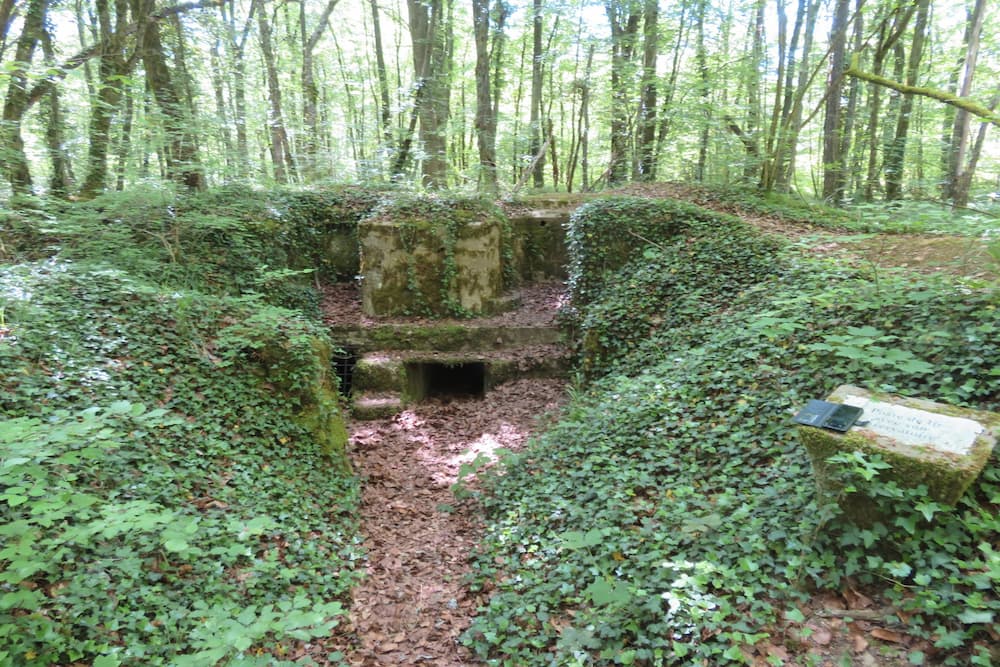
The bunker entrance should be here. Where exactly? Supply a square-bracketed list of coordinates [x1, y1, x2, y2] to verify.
[332, 347, 358, 397]
[406, 361, 488, 400]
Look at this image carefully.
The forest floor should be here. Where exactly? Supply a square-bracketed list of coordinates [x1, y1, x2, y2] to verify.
[314, 188, 993, 665]
[618, 182, 998, 281]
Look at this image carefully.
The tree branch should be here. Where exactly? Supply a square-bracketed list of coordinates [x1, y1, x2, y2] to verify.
[845, 55, 1000, 127]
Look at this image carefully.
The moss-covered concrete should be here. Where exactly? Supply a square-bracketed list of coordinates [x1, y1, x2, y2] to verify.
[257, 336, 351, 471]
[509, 211, 569, 280]
[799, 385, 998, 514]
[359, 209, 506, 317]
[329, 323, 563, 352]
[352, 354, 406, 393]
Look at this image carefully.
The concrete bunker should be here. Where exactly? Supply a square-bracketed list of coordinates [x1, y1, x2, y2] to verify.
[405, 361, 488, 400]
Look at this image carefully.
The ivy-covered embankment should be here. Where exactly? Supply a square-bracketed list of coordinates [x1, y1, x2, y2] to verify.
[464, 197, 999, 666]
[0, 187, 382, 665]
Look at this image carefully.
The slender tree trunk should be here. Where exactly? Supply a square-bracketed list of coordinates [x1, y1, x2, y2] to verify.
[41, 28, 73, 196]
[945, 0, 986, 207]
[301, 0, 340, 180]
[404, 0, 452, 188]
[133, 0, 202, 189]
[654, 1, 687, 171]
[566, 42, 593, 192]
[472, 0, 497, 194]
[606, 0, 640, 186]
[884, 0, 929, 200]
[209, 38, 232, 176]
[1, 0, 48, 195]
[529, 0, 544, 188]
[81, 0, 130, 197]
[115, 88, 134, 190]
[839, 0, 863, 199]
[370, 0, 392, 149]
[257, 6, 291, 183]
[694, 0, 709, 182]
[221, 0, 254, 178]
[773, 0, 818, 192]
[636, 0, 657, 180]
[821, 0, 850, 204]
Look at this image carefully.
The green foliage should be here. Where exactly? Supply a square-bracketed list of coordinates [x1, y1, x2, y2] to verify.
[463, 212, 999, 665]
[570, 205, 783, 373]
[39, 185, 382, 312]
[841, 201, 1000, 237]
[565, 197, 721, 308]
[1, 212, 361, 663]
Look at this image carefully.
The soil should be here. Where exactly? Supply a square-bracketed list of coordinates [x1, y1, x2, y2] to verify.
[320, 379, 567, 665]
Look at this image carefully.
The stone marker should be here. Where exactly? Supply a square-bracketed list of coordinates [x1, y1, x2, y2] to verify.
[798, 385, 998, 511]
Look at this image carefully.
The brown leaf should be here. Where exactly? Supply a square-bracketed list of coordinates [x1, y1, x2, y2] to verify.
[871, 627, 908, 644]
[843, 586, 874, 610]
[810, 626, 833, 646]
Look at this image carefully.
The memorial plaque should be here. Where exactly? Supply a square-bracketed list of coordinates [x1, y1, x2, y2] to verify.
[841, 394, 983, 456]
[797, 384, 998, 508]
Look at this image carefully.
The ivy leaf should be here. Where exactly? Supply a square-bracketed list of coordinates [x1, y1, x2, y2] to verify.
[584, 578, 630, 607]
[956, 609, 994, 625]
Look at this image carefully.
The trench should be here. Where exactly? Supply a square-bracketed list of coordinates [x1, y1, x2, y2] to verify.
[323, 378, 567, 665]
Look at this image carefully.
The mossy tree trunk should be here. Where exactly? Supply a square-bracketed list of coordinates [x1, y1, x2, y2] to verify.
[1, 0, 47, 196]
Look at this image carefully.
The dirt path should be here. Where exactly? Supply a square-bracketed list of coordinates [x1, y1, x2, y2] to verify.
[327, 379, 566, 665]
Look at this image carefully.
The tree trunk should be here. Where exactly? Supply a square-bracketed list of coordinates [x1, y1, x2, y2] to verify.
[209, 37, 232, 177]
[635, 0, 657, 180]
[133, 0, 202, 189]
[945, 0, 986, 207]
[472, 0, 497, 194]
[41, 27, 73, 196]
[221, 0, 254, 178]
[606, 0, 640, 186]
[257, 6, 292, 183]
[694, 0, 709, 182]
[406, 0, 452, 188]
[80, 0, 130, 197]
[821, 0, 850, 205]
[529, 0, 544, 188]
[654, 0, 687, 173]
[115, 89, 134, 190]
[301, 0, 340, 180]
[370, 0, 392, 149]
[1, 0, 48, 196]
[883, 0, 929, 201]
[772, 0, 818, 192]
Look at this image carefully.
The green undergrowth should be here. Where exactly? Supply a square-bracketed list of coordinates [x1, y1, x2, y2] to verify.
[705, 186, 999, 238]
[464, 198, 999, 666]
[0, 189, 367, 665]
[1, 184, 384, 312]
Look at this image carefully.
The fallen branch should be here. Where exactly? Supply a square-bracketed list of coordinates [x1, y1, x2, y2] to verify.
[844, 55, 1000, 127]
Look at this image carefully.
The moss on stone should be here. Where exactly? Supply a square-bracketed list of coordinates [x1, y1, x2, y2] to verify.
[359, 196, 510, 318]
[352, 355, 406, 392]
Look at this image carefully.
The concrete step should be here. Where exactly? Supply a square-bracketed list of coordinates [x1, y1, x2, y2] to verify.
[329, 323, 563, 352]
[352, 392, 404, 420]
[350, 347, 572, 398]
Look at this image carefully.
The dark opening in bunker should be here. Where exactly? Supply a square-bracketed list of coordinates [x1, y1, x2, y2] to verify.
[332, 347, 358, 397]
[406, 361, 488, 400]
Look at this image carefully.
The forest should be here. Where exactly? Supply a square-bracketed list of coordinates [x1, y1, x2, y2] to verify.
[0, 0, 998, 203]
[1, 0, 999, 666]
